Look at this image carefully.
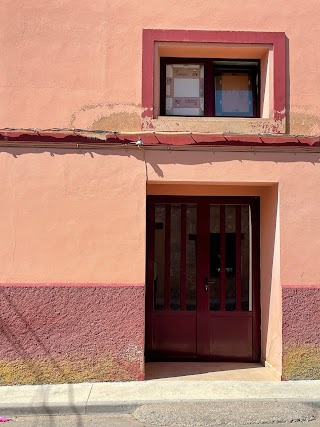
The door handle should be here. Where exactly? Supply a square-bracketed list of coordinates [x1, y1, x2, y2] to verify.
[205, 278, 215, 292]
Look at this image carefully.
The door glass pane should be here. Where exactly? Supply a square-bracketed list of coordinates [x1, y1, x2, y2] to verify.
[241, 206, 251, 311]
[209, 205, 220, 311]
[154, 205, 165, 310]
[186, 205, 197, 310]
[225, 205, 236, 311]
[170, 205, 181, 310]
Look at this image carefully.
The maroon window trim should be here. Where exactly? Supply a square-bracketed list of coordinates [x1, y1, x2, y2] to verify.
[142, 29, 285, 122]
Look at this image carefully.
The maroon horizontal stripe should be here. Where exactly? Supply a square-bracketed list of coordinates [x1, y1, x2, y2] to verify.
[0, 282, 145, 287]
[282, 284, 320, 289]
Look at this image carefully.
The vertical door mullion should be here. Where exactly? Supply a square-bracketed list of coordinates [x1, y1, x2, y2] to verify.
[220, 205, 226, 311]
[165, 205, 171, 311]
[236, 206, 242, 311]
[180, 205, 187, 310]
[196, 201, 210, 357]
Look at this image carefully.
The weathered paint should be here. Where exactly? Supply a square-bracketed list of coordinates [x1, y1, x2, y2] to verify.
[0, 286, 145, 384]
[141, 117, 287, 134]
[0, 357, 143, 385]
[282, 286, 320, 380]
[91, 112, 141, 133]
[1, 130, 319, 148]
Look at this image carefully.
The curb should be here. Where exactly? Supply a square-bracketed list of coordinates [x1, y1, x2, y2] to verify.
[0, 403, 86, 416]
[1, 398, 320, 417]
[86, 399, 320, 414]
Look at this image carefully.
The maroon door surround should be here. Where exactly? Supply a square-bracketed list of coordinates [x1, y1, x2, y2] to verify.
[146, 196, 260, 362]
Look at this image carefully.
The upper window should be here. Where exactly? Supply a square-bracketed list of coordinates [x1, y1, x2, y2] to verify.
[161, 58, 259, 118]
[142, 30, 286, 133]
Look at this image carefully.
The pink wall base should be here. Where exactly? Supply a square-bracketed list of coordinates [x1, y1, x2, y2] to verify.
[0, 286, 145, 384]
[282, 286, 320, 380]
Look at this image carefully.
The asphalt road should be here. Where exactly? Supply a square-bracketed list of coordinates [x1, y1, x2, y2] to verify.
[5, 412, 320, 427]
[4, 401, 320, 427]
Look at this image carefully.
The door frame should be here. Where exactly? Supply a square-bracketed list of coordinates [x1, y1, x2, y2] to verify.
[145, 195, 261, 362]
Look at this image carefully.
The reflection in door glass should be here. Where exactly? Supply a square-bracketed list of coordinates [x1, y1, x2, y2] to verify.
[241, 206, 251, 311]
[209, 206, 220, 311]
[209, 204, 251, 312]
[186, 205, 197, 310]
[170, 205, 181, 310]
[225, 205, 236, 311]
[154, 205, 165, 310]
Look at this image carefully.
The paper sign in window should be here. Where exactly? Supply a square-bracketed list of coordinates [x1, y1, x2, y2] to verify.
[165, 64, 204, 116]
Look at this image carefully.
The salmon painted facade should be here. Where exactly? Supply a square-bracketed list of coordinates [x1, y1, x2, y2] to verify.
[0, 0, 319, 383]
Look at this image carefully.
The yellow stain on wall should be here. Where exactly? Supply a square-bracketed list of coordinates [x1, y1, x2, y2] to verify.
[283, 345, 320, 380]
[0, 356, 142, 385]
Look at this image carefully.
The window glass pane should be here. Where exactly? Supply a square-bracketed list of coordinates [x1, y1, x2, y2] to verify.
[215, 72, 254, 117]
[170, 205, 181, 310]
[166, 64, 204, 116]
[154, 205, 166, 310]
[186, 205, 197, 310]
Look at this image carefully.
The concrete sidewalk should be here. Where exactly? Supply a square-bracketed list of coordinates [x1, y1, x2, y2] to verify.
[0, 380, 320, 416]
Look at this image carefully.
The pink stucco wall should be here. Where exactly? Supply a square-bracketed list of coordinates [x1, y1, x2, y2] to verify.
[0, 0, 320, 134]
[0, 146, 319, 381]
[0, 286, 144, 384]
[0, 148, 146, 284]
[0, 0, 320, 382]
[145, 149, 320, 287]
[282, 286, 320, 380]
[146, 149, 320, 377]
[0, 148, 147, 383]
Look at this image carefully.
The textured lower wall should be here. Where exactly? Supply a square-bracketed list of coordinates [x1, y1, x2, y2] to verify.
[0, 286, 145, 384]
[282, 286, 320, 380]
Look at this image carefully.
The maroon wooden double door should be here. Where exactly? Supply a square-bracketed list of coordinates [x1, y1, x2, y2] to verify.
[146, 196, 260, 361]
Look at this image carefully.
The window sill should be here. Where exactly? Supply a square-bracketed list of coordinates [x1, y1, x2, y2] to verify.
[146, 116, 286, 134]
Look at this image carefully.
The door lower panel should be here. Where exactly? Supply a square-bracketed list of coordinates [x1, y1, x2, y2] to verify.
[209, 313, 253, 358]
[151, 311, 196, 357]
